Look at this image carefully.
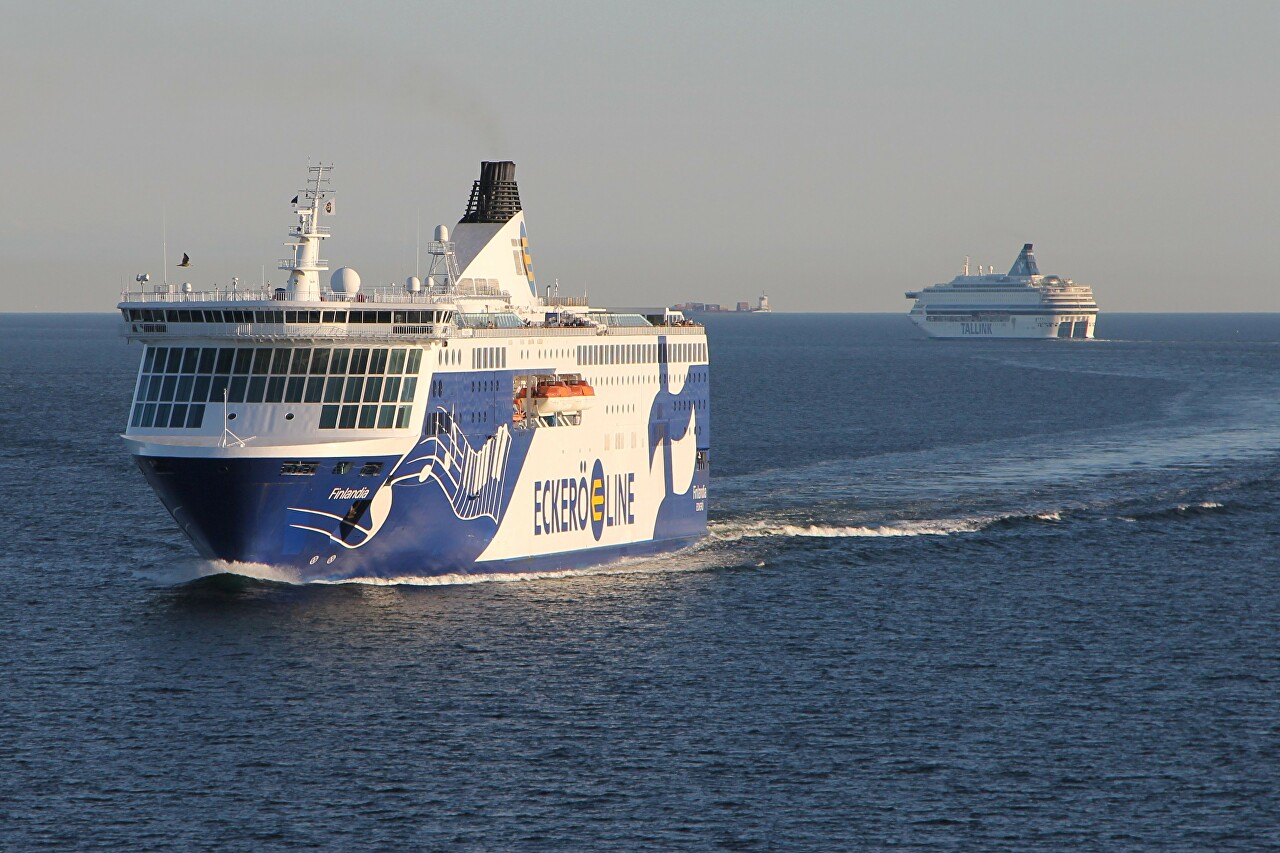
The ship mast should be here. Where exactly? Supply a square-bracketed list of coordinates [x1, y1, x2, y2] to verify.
[281, 164, 333, 300]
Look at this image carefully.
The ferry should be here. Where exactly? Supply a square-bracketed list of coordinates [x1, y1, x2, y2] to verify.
[905, 244, 1098, 338]
[118, 162, 710, 581]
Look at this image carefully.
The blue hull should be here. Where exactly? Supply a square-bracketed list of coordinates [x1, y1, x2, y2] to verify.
[137, 451, 709, 582]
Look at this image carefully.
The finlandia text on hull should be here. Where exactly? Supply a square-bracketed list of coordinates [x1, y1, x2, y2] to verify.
[118, 162, 710, 581]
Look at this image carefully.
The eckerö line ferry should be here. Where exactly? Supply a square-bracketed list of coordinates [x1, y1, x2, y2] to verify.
[905, 244, 1098, 339]
[118, 162, 709, 581]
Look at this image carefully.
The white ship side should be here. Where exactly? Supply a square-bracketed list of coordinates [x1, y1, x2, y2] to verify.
[905, 244, 1098, 339]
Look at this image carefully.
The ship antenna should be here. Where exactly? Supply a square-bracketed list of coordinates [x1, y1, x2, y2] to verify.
[162, 206, 168, 289]
[415, 209, 421, 278]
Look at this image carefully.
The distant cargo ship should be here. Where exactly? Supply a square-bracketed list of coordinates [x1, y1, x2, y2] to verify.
[677, 294, 771, 314]
[906, 244, 1098, 339]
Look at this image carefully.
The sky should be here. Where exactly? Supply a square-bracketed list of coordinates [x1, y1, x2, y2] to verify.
[1, 0, 1277, 312]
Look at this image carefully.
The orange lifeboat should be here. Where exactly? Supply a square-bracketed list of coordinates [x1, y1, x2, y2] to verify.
[564, 378, 595, 399]
[530, 378, 594, 416]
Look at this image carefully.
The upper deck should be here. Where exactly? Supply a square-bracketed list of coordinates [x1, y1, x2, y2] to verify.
[118, 160, 706, 347]
[118, 288, 704, 344]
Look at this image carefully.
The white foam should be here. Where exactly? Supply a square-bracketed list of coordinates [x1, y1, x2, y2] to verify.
[321, 550, 715, 587]
[199, 560, 307, 584]
[710, 517, 988, 541]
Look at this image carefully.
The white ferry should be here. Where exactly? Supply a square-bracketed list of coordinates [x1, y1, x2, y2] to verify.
[905, 244, 1098, 339]
[118, 162, 709, 581]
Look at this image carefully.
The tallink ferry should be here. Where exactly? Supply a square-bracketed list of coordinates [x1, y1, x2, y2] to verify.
[118, 162, 709, 581]
[906, 244, 1098, 339]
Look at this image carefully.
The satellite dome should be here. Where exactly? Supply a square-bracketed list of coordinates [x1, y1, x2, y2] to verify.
[406, 276, 422, 292]
[182, 282, 193, 293]
[434, 224, 449, 242]
[331, 267, 361, 296]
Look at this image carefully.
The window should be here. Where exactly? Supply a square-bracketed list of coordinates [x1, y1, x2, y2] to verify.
[305, 377, 325, 403]
[383, 377, 402, 402]
[134, 342, 430, 431]
[425, 411, 452, 434]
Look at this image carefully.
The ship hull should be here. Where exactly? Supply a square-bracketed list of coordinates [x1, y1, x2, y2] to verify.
[137, 446, 709, 582]
[131, 354, 711, 582]
[910, 314, 1096, 339]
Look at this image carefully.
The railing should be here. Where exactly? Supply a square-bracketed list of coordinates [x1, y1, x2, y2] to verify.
[122, 321, 444, 340]
[278, 258, 329, 269]
[121, 319, 702, 341]
[465, 323, 704, 338]
[121, 288, 280, 303]
[120, 287, 468, 305]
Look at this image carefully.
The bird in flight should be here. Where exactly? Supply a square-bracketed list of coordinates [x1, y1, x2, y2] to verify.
[178, 253, 191, 267]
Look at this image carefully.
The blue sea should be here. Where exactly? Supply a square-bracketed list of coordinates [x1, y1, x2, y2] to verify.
[3, 313, 1279, 850]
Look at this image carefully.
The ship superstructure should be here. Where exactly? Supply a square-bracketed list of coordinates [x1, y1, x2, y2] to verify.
[905, 244, 1098, 339]
[118, 162, 709, 580]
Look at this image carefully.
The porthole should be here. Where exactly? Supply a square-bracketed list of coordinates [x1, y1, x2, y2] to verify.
[227, 413, 237, 420]
[285, 413, 295, 420]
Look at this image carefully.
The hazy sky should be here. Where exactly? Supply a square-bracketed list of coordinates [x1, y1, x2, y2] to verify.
[2, 0, 1277, 312]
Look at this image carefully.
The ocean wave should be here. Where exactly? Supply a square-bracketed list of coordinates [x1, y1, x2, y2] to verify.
[322, 550, 720, 587]
[709, 510, 1066, 542]
[1118, 501, 1228, 523]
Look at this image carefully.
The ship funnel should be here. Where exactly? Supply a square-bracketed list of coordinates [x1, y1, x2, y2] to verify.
[450, 160, 538, 306]
[460, 160, 522, 223]
[1008, 243, 1040, 277]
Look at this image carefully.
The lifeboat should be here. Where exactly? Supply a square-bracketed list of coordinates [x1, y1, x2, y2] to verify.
[519, 377, 596, 416]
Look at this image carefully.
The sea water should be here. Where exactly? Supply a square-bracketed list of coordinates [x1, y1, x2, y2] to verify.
[2, 313, 1278, 849]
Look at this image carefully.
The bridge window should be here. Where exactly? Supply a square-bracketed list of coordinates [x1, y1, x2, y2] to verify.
[131, 344, 426, 432]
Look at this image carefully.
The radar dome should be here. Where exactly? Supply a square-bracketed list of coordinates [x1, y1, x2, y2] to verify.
[434, 224, 449, 241]
[331, 267, 362, 296]
[406, 276, 422, 292]
[182, 282, 193, 293]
